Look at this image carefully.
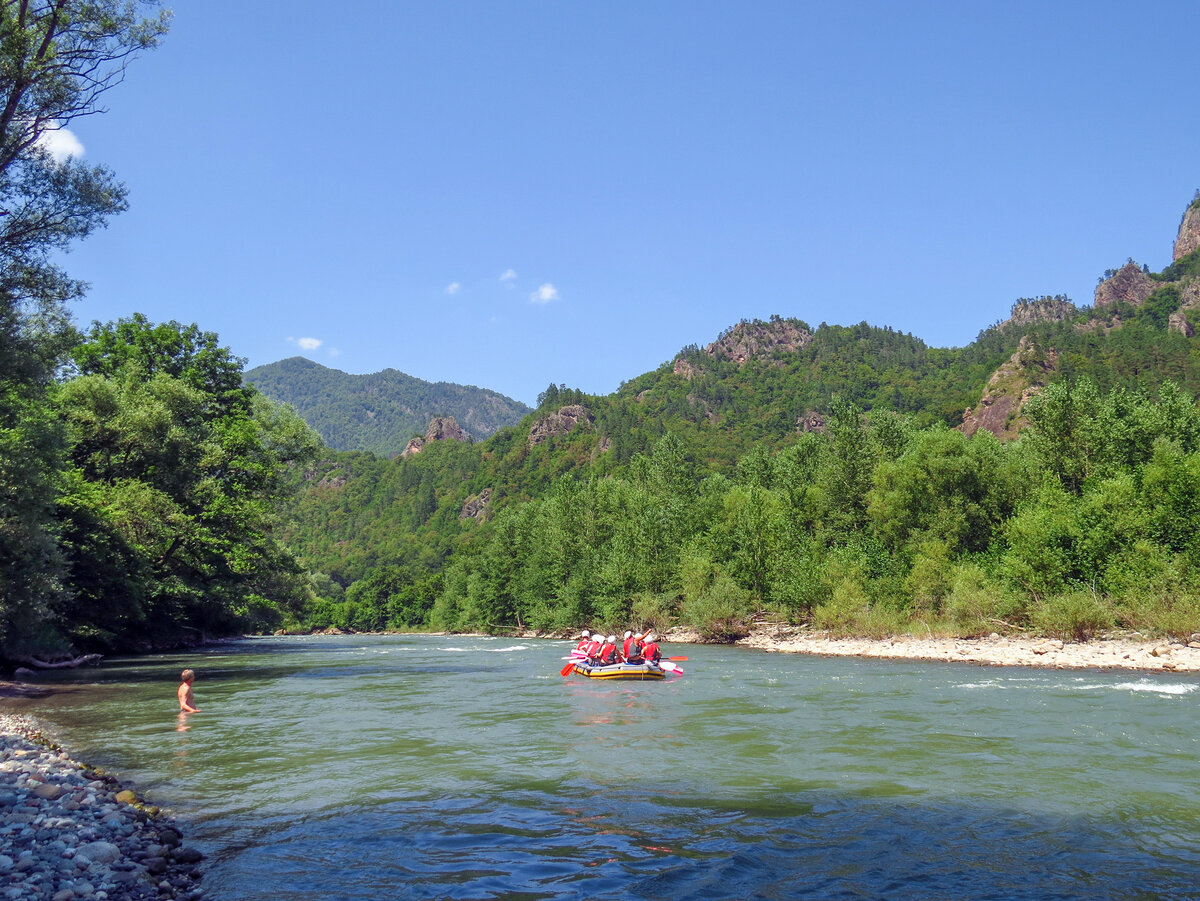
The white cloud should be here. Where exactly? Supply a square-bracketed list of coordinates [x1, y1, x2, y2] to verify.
[36, 124, 84, 163]
[530, 283, 559, 304]
[499, 269, 517, 282]
[445, 282, 461, 295]
[296, 337, 322, 351]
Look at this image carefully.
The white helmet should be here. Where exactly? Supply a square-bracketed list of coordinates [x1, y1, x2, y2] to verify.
[580, 629, 590, 638]
[607, 635, 616, 643]
[644, 633, 657, 642]
[623, 630, 632, 638]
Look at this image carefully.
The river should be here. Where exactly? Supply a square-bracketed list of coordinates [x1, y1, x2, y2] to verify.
[8, 634, 1200, 899]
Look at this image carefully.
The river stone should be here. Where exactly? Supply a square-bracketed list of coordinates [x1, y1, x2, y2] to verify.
[172, 846, 204, 864]
[51, 891, 74, 901]
[75, 841, 121, 865]
[0, 855, 11, 872]
[114, 789, 136, 803]
[32, 782, 64, 799]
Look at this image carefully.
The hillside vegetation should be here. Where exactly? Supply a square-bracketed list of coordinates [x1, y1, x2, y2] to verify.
[8, 184, 1200, 664]
[245, 356, 532, 456]
[277, 195, 1200, 644]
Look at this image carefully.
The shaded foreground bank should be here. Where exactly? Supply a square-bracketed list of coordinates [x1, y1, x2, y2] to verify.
[0, 713, 204, 901]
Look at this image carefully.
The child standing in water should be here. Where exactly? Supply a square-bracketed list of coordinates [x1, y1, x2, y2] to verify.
[177, 669, 201, 713]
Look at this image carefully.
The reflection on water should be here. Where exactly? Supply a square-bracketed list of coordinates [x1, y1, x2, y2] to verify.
[8, 635, 1200, 900]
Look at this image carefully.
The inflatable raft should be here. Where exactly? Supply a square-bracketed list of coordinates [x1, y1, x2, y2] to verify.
[571, 661, 667, 680]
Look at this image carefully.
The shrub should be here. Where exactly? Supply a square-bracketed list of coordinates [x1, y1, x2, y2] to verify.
[629, 591, 676, 634]
[1030, 591, 1114, 642]
[943, 560, 1026, 636]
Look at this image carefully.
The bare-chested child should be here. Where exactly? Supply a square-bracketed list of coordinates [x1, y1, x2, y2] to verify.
[177, 669, 201, 713]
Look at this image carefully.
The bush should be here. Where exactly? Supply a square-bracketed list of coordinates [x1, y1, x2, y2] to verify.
[678, 574, 753, 641]
[630, 591, 676, 634]
[1030, 591, 1114, 642]
[811, 577, 871, 636]
[944, 560, 1027, 636]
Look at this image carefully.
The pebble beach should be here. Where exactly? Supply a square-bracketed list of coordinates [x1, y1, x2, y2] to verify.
[731, 627, 1200, 672]
[0, 713, 204, 901]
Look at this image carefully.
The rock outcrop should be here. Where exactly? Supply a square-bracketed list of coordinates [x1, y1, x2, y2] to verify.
[460, 488, 492, 521]
[1001, 296, 1078, 329]
[1175, 196, 1200, 261]
[1093, 262, 1158, 308]
[705, 318, 813, 366]
[672, 358, 698, 380]
[529, 405, 593, 445]
[1169, 311, 1195, 337]
[400, 416, 472, 457]
[960, 337, 1057, 440]
[797, 411, 826, 432]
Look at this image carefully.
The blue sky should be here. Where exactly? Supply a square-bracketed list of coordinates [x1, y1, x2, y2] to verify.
[59, 1, 1200, 406]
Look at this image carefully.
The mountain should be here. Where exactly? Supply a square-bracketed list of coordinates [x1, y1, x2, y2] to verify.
[244, 357, 532, 456]
[278, 191, 1200, 640]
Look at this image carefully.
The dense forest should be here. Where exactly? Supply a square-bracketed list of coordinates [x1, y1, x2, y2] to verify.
[244, 357, 531, 456]
[4, 3, 1200, 667]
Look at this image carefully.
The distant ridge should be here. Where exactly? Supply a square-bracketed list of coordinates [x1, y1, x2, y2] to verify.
[244, 357, 532, 456]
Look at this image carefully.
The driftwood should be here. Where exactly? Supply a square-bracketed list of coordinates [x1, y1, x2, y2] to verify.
[12, 653, 103, 670]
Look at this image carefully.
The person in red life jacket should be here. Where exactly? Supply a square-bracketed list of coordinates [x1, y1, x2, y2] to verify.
[621, 630, 634, 658]
[641, 632, 662, 665]
[574, 630, 591, 654]
[598, 634, 620, 665]
[584, 631, 604, 662]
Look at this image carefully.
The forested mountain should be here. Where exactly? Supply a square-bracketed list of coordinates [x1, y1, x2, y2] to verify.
[279, 192, 1200, 643]
[244, 357, 532, 456]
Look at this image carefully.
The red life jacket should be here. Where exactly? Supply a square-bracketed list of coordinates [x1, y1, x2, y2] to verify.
[575, 638, 591, 652]
[621, 636, 634, 657]
[585, 639, 602, 658]
[598, 642, 618, 664]
[642, 641, 661, 663]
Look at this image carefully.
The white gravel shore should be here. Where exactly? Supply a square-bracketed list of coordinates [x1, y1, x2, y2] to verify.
[728, 627, 1200, 672]
[0, 713, 204, 901]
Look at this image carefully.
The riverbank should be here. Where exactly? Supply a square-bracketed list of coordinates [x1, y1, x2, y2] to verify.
[721, 625, 1200, 672]
[0, 713, 205, 901]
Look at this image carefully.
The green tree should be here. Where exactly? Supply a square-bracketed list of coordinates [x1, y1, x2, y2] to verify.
[0, 1, 168, 657]
[54, 318, 320, 647]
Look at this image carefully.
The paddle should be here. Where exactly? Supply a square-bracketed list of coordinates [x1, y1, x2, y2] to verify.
[660, 661, 683, 674]
[560, 660, 576, 677]
[665, 656, 688, 661]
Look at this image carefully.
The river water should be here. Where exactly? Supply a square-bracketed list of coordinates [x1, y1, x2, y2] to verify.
[8, 634, 1200, 899]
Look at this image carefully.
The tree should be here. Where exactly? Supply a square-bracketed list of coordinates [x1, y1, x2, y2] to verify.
[0, 1, 168, 656]
[54, 317, 321, 647]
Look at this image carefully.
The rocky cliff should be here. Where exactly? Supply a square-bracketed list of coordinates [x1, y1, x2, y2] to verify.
[1093, 262, 1158, 308]
[400, 416, 472, 457]
[529, 405, 594, 446]
[1000, 296, 1079, 329]
[704, 318, 814, 366]
[1175, 195, 1200, 261]
[961, 337, 1057, 439]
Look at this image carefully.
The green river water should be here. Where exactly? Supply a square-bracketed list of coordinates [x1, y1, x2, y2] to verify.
[6, 633, 1200, 899]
